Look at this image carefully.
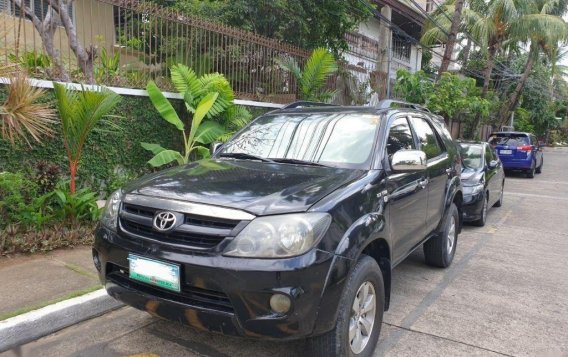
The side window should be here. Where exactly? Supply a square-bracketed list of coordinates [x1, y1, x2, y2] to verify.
[484, 145, 494, 166]
[386, 117, 415, 159]
[410, 117, 444, 160]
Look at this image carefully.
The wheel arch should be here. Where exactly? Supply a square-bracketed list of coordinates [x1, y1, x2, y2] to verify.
[360, 238, 391, 311]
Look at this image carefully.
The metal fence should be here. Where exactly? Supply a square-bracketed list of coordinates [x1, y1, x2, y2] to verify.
[0, 0, 311, 103]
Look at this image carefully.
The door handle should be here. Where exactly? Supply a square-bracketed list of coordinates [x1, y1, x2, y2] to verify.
[418, 178, 429, 189]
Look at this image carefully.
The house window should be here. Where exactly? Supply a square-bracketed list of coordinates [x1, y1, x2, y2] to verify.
[1, 0, 74, 23]
[392, 35, 411, 62]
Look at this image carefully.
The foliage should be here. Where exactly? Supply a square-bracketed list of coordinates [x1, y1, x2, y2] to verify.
[53, 82, 121, 193]
[394, 70, 434, 105]
[0, 75, 57, 146]
[275, 48, 338, 102]
[33, 160, 61, 195]
[1, 221, 96, 256]
[395, 69, 491, 138]
[8, 51, 52, 77]
[142, 64, 251, 167]
[95, 48, 121, 84]
[43, 181, 102, 223]
[156, 0, 372, 54]
[0, 172, 44, 230]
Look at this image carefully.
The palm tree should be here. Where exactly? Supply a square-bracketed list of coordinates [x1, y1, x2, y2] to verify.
[53, 83, 121, 193]
[275, 48, 338, 102]
[498, 0, 568, 123]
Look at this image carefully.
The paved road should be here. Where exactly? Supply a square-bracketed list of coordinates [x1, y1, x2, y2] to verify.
[4, 148, 568, 357]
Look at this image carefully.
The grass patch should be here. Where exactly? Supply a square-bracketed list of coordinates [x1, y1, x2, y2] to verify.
[63, 262, 98, 279]
[0, 284, 102, 321]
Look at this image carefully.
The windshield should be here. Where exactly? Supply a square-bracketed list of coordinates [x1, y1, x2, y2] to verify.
[488, 134, 529, 146]
[219, 113, 381, 168]
[459, 144, 483, 169]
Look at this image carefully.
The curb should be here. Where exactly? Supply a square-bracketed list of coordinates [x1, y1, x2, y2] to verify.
[0, 289, 124, 352]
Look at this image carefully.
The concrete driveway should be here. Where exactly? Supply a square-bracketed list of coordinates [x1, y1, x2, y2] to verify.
[4, 148, 568, 357]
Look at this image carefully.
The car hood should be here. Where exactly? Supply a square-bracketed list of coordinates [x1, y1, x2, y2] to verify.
[125, 159, 366, 216]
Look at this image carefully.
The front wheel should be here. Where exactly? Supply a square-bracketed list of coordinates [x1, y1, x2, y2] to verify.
[306, 256, 384, 357]
[473, 194, 488, 227]
[424, 203, 459, 268]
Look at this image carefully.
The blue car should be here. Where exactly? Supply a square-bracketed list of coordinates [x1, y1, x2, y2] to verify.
[488, 132, 544, 178]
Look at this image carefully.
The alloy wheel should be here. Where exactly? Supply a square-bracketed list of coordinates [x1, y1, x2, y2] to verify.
[447, 215, 456, 254]
[349, 281, 377, 354]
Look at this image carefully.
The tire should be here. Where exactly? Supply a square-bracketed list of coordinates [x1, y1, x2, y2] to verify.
[424, 203, 459, 268]
[526, 165, 535, 178]
[472, 194, 488, 227]
[494, 182, 504, 207]
[306, 255, 384, 357]
[536, 158, 543, 174]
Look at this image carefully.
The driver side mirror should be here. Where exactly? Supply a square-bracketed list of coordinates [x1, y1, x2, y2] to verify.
[488, 160, 498, 169]
[391, 150, 427, 172]
[210, 142, 223, 155]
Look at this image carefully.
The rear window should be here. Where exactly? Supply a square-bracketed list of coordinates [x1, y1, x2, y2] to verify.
[488, 134, 529, 146]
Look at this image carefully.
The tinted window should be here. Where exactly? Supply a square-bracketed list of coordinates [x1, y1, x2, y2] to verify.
[386, 117, 415, 158]
[410, 117, 443, 159]
[489, 134, 529, 146]
[221, 113, 381, 168]
[484, 145, 494, 166]
[459, 144, 483, 169]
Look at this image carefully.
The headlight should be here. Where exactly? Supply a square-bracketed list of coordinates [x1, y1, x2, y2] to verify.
[462, 183, 484, 195]
[101, 189, 123, 230]
[223, 213, 332, 258]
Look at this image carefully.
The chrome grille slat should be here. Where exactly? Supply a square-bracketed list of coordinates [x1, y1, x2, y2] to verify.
[119, 202, 242, 250]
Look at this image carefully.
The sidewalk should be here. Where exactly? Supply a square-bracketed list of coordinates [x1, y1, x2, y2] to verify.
[0, 246, 100, 321]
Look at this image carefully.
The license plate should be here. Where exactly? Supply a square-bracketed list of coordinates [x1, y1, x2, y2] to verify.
[500, 150, 512, 155]
[128, 254, 180, 292]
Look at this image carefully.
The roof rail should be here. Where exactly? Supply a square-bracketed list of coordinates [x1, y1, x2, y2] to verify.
[282, 101, 338, 109]
[377, 100, 431, 113]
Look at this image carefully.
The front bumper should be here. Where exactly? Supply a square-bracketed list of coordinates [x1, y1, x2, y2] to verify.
[93, 226, 348, 340]
[462, 192, 484, 222]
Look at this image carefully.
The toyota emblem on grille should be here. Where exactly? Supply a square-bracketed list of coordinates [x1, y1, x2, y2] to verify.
[153, 211, 177, 232]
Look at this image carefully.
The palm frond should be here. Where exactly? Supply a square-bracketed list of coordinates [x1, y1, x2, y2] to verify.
[170, 64, 201, 97]
[274, 56, 302, 81]
[299, 48, 338, 101]
[53, 82, 121, 162]
[0, 75, 57, 146]
[198, 73, 234, 118]
[224, 105, 252, 130]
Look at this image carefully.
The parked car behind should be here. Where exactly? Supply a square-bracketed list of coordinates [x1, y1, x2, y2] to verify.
[458, 142, 505, 226]
[94, 100, 463, 356]
[488, 132, 543, 178]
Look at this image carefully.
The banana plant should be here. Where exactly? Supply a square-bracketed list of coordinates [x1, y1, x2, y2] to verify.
[141, 64, 251, 167]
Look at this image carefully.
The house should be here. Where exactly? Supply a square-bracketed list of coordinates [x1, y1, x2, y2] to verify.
[343, 0, 430, 99]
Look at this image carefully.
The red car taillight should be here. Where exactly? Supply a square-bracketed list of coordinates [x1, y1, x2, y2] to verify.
[518, 145, 533, 152]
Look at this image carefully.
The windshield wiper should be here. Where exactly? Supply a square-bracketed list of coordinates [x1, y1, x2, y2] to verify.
[269, 158, 328, 167]
[218, 152, 274, 163]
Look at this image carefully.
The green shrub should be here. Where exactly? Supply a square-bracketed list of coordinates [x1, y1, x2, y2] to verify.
[0, 172, 45, 229]
[43, 181, 102, 223]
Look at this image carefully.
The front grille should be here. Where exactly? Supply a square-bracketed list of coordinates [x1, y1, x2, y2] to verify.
[107, 263, 234, 313]
[119, 203, 241, 250]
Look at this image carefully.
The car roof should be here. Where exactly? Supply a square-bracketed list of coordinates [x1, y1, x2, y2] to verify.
[272, 100, 435, 117]
[457, 140, 486, 146]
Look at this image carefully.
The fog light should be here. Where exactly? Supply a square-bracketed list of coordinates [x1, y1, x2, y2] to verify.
[270, 293, 291, 314]
[92, 249, 101, 272]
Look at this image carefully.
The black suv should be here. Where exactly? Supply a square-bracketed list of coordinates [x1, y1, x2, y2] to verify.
[94, 100, 463, 356]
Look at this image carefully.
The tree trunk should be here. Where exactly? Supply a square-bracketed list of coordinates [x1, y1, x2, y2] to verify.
[499, 52, 536, 126]
[469, 43, 498, 138]
[69, 162, 77, 194]
[460, 38, 472, 73]
[56, 0, 96, 84]
[437, 0, 465, 80]
[12, 0, 70, 81]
